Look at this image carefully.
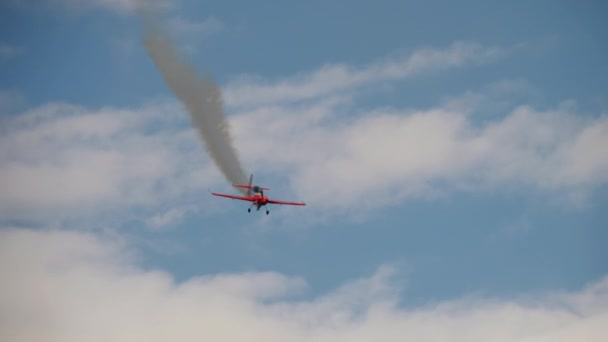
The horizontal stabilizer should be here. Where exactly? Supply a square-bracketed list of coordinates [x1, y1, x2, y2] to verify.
[233, 184, 271, 190]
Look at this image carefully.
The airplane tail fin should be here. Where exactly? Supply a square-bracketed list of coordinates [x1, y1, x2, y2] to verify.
[247, 174, 253, 196]
[232, 174, 254, 196]
[232, 174, 270, 194]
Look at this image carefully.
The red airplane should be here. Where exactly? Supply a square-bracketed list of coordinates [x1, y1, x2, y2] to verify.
[210, 174, 306, 215]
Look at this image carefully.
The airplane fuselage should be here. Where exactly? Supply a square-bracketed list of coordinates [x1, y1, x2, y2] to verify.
[252, 193, 269, 209]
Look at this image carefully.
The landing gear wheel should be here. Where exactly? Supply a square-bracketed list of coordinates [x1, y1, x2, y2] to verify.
[248, 208, 251, 213]
[266, 210, 270, 215]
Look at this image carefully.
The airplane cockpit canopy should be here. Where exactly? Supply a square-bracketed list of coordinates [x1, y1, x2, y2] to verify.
[252, 185, 262, 193]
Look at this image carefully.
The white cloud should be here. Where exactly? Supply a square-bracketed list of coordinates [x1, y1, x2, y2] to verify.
[0, 227, 606, 341]
[0, 101, 221, 224]
[230, 96, 608, 212]
[2, 92, 606, 225]
[145, 205, 196, 229]
[223, 41, 503, 108]
[2, 41, 606, 224]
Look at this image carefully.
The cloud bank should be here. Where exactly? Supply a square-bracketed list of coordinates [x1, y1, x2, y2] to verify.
[0, 101, 217, 223]
[0, 227, 606, 341]
[1, 42, 606, 224]
[230, 98, 608, 211]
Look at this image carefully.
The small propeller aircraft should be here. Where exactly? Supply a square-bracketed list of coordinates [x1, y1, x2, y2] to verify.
[210, 174, 306, 215]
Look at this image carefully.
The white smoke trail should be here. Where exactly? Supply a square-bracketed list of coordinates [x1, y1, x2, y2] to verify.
[140, 12, 248, 192]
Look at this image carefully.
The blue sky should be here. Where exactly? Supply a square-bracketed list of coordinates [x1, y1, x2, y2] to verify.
[1, 0, 607, 340]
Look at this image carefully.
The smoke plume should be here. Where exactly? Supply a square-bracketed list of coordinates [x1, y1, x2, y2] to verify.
[140, 13, 248, 192]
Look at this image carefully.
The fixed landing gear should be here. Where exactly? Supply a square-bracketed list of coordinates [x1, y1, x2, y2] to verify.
[247, 205, 269, 215]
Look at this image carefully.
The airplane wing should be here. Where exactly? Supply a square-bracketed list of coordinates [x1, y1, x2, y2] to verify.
[267, 199, 306, 206]
[210, 192, 255, 202]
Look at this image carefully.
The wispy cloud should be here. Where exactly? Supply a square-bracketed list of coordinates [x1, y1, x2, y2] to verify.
[2, 39, 606, 227]
[145, 205, 196, 230]
[231, 96, 608, 213]
[224, 41, 503, 108]
[214, 42, 606, 214]
[0, 101, 221, 224]
[1, 227, 606, 341]
[3, 43, 607, 224]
